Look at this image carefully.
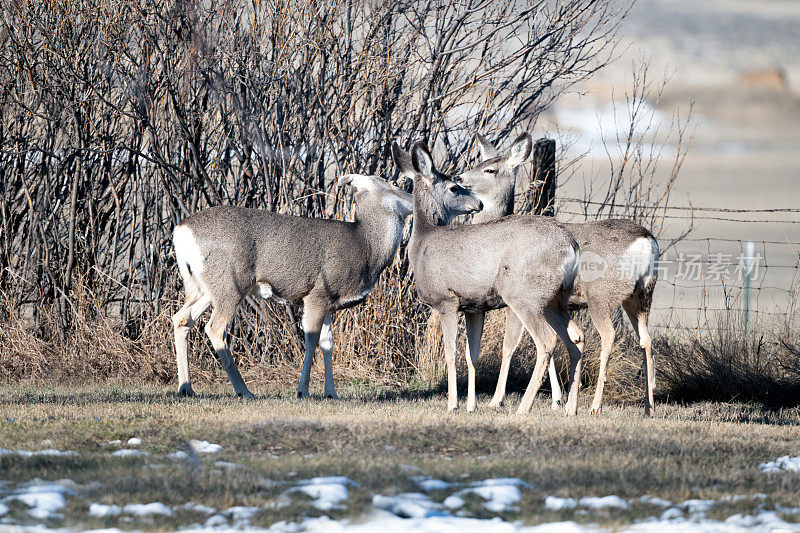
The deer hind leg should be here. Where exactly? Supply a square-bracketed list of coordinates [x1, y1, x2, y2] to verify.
[623, 298, 655, 415]
[544, 308, 583, 416]
[320, 312, 339, 400]
[172, 288, 211, 397]
[549, 320, 584, 409]
[439, 308, 460, 412]
[514, 308, 558, 415]
[204, 297, 254, 400]
[587, 302, 615, 415]
[297, 301, 327, 399]
[464, 311, 485, 412]
[489, 308, 524, 408]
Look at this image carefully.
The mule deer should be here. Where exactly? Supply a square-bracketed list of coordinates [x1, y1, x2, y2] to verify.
[171, 172, 462, 400]
[393, 140, 584, 415]
[458, 133, 659, 414]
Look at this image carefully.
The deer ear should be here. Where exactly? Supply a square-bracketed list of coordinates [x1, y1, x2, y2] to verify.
[411, 141, 434, 178]
[338, 173, 378, 192]
[476, 133, 500, 161]
[506, 133, 532, 168]
[391, 141, 415, 180]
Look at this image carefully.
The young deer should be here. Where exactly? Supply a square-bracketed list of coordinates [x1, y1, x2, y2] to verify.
[171, 173, 462, 400]
[458, 133, 659, 414]
[393, 140, 585, 415]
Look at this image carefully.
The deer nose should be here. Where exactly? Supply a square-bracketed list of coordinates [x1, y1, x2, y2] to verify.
[476, 200, 484, 211]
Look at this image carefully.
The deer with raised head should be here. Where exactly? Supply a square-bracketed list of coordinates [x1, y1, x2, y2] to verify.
[393, 140, 584, 415]
[458, 133, 659, 414]
[171, 172, 478, 400]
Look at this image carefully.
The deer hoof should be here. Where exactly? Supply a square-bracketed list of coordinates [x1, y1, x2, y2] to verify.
[297, 390, 309, 400]
[325, 392, 340, 400]
[237, 390, 255, 400]
[178, 384, 195, 398]
[551, 400, 562, 410]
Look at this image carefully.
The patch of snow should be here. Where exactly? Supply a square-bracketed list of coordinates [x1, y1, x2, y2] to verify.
[544, 496, 578, 511]
[659, 507, 684, 520]
[4, 492, 67, 519]
[183, 502, 217, 514]
[111, 449, 149, 457]
[204, 513, 227, 527]
[167, 450, 189, 460]
[0, 502, 8, 516]
[189, 440, 222, 454]
[107, 440, 122, 445]
[123, 502, 173, 516]
[286, 476, 357, 511]
[579, 495, 629, 510]
[0, 448, 79, 457]
[637, 496, 673, 507]
[224, 505, 260, 521]
[760, 455, 800, 473]
[444, 479, 530, 513]
[373, 493, 447, 519]
[415, 478, 452, 491]
[0, 481, 75, 519]
[89, 503, 122, 517]
[126, 437, 141, 446]
[214, 461, 243, 470]
[678, 499, 715, 514]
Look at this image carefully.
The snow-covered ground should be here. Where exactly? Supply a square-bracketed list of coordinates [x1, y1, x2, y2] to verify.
[1, 448, 799, 532]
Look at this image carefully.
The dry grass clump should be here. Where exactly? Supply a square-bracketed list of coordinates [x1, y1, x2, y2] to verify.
[656, 316, 800, 408]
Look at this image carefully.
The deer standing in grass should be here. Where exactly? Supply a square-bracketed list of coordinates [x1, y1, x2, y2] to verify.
[171, 172, 478, 399]
[457, 133, 659, 414]
[394, 140, 585, 415]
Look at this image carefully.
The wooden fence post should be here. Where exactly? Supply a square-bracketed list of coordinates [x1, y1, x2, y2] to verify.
[531, 138, 556, 217]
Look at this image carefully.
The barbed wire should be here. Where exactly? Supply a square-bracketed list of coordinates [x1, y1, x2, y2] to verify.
[559, 198, 800, 214]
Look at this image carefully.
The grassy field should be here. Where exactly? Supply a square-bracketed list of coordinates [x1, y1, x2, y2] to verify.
[1, 384, 799, 531]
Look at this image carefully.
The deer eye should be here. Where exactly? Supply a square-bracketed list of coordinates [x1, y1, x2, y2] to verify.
[484, 168, 497, 174]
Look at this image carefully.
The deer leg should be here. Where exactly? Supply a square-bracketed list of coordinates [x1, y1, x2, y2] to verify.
[489, 308, 524, 408]
[587, 303, 615, 414]
[320, 311, 339, 400]
[297, 302, 326, 400]
[514, 310, 557, 415]
[172, 292, 211, 397]
[545, 309, 583, 416]
[547, 355, 562, 410]
[439, 308, 460, 412]
[624, 300, 655, 415]
[464, 310, 485, 412]
[549, 320, 583, 409]
[204, 301, 254, 400]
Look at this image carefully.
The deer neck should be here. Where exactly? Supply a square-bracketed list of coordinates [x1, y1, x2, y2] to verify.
[354, 202, 405, 281]
[471, 187, 514, 223]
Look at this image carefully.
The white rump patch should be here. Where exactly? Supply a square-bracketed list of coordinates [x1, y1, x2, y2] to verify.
[173, 225, 205, 280]
[622, 237, 659, 285]
[561, 244, 580, 287]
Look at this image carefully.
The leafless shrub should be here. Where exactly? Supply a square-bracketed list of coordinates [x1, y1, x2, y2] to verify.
[1, 0, 629, 385]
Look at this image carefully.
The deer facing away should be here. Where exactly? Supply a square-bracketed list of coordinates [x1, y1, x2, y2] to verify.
[457, 133, 659, 414]
[394, 140, 585, 415]
[171, 172, 478, 400]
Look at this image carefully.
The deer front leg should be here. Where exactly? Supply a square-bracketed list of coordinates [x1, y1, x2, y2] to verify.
[320, 312, 339, 400]
[489, 308, 524, 408]
[439, 308, 460, 412]
[297, 302, 326, 400]
[464, 311, 485, 412]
